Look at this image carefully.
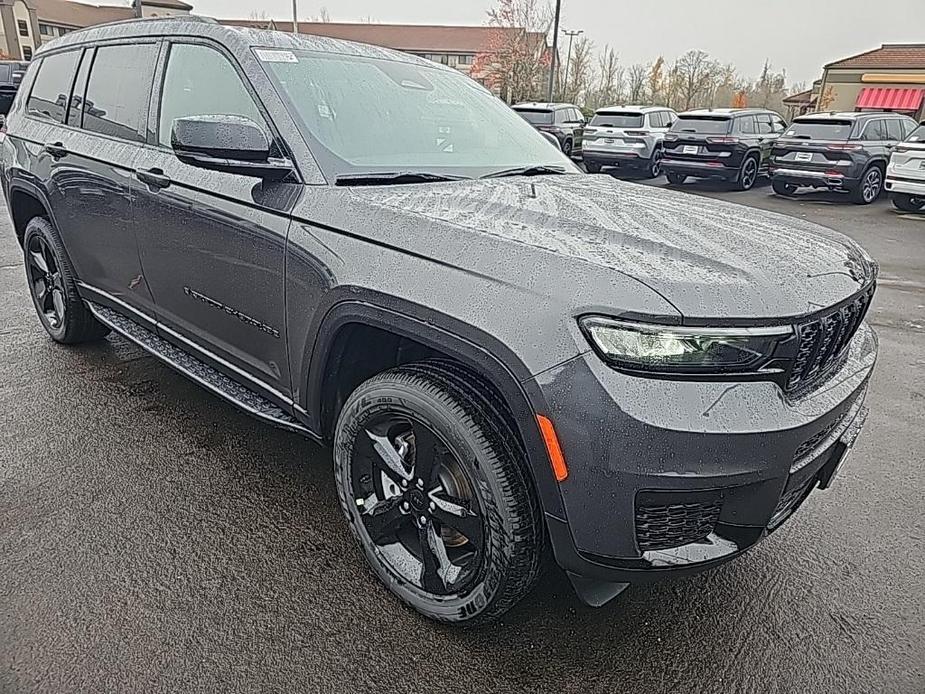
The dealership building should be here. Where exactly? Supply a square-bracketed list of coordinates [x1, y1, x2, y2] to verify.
[817, 43, 925, 120]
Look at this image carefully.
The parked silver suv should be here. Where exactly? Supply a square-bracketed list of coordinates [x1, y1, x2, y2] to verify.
[583, 105, 677, 177]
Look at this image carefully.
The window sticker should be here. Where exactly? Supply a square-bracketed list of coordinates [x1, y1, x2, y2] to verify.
[255, 49, 299, 63]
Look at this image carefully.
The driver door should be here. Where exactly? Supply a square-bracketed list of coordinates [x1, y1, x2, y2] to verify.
[132, 40, 298, 405]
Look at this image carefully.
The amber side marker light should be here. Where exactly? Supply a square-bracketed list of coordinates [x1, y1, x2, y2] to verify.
[537, 415, 569, 482]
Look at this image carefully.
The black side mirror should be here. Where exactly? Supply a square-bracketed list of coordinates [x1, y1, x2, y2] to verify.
[171, 115, 294, 180]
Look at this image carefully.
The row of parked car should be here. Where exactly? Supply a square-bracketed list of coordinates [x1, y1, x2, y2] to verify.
[513, 101, 925, 211]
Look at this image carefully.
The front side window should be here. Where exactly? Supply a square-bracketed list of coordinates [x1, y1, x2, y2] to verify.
[158, 43, 266, 148]
[859, 119, 886, 141]
[260, 50, 571, 178]
[885, 119, 903, 141]
[82, 43, 157, 142]
[757, 114, 773, 134]
[26, 50, 80, 124]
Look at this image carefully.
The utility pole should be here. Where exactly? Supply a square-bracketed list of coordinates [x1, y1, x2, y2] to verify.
[561, 29, 583, 101]
[132, 0, 142, 18]
[545, 0, 561, 102]
[292, 0, 299, 35]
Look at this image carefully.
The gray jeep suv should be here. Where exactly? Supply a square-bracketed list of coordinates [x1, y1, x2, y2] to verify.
[1, 18, 878, 625]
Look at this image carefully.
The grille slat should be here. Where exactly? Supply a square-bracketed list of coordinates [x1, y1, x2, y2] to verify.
[635, 497, 722, 552]
[786, 288, 873, 394]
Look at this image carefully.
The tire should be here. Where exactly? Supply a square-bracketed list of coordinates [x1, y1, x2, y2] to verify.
[333, 361, 543, 625]
[892, 192, 925, 212]
[734, 155, 759, 191]
[22, 216, 109, 344]
[644, 149, 663, 179]
[585, 161, 602, 174]
[666, 171, 687, 185]
[772, 180, 798, 197]
[562, 138, 573, 157]
[850, 165, 884, 205]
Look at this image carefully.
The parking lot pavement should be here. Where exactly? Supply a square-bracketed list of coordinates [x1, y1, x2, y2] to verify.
[1, 184, 923, 694]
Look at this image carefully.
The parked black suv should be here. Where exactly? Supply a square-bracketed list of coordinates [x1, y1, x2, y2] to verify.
[0, 60, 30, 115]
[770, 111, 919, 204]
[662, 108, 787, 190]
[2, 19, 878, 625]
[512, 101, 585, 157]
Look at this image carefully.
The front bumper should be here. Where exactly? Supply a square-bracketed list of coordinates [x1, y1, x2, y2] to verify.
[532, 323, 877, 584]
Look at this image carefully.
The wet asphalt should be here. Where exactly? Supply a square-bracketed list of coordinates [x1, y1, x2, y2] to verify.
[1, 180, 923, 694]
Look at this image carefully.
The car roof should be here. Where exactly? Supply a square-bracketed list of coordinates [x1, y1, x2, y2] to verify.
[679, 107, 777, 118]
[512, 102, 579, 111]
[595, 105, 667, 113]
[33, 15, 457, 74]
[795, 111, 906, 121]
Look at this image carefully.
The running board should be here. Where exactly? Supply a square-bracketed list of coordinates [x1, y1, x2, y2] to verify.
[87, 302, 316, 438]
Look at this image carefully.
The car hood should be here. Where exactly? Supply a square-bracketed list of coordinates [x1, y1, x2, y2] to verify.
[347, 175, 875, 320]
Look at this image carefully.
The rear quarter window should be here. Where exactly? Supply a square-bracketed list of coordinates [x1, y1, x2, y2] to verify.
[26, 50, 80, 124]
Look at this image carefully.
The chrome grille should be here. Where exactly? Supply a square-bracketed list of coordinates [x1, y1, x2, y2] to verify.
[786, 288, 874, 394]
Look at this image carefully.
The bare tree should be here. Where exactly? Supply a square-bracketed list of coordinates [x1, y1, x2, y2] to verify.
[473, 0, 553, 103]
[647, 56, 664, 105]
[626, 63, 647, 103]
[563, 36, 594, 105]
[590, 45, 623, 109]
[674, 50, 722, 110]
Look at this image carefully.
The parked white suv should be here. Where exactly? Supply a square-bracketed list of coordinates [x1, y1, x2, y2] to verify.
[886, 121, 925, 212]
[582, 105, 677, 177]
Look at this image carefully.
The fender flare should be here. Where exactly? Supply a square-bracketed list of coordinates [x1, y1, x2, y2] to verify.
[301, 289, 568, 519]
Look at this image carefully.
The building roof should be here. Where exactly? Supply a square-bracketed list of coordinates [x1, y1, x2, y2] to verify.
[219, 20, 545, 54]
[782, 88, 816, 105]
[827, 43, 925, 70]
[31, 0, 133, 28]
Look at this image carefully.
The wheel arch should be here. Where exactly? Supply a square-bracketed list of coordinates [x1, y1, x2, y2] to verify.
[302, 293, 567, 520]
[8, 180, 54, 247]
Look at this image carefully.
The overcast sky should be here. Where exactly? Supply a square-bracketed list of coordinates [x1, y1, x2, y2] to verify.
[167, 0, 925, 85]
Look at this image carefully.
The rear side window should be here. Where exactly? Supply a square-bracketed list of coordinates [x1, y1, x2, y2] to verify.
[26, 50, 80, 124]
[670, 116, 730, 135]
[885, 119, 904, 141]
[0, 65, 10, 82]
[735, 116, 758, 135]
[784, 120, 853, 140]
[591, 111, 643, 128]
[82, 43, 157, 142]
[858, 119, 886, 141]
[757, 114, 773, 134]
[157, 43, 266, 148]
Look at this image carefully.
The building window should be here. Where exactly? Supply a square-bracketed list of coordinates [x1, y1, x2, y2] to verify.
[22, 45, 33, 60]
[458, 54, 474, 65]
[39, 23, 51, 36]
[18, 19, 29, 37]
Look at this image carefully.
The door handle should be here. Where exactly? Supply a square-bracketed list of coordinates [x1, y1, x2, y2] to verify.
[137, 167, 171, 190]
[44, 142, 68, 159]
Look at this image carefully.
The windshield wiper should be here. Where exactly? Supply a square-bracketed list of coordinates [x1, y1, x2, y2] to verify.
[481, 165, 568, 179]
[335, 171, 469, 186]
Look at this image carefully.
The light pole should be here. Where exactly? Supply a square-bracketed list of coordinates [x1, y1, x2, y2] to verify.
[545, 0, 561, 102]
[561, 29, 583, 101]
[292, 0, 299, 34]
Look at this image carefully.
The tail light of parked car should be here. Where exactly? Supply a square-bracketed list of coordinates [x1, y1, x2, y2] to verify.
[624, 131, 648, 137]
[706, 136, 740, 144]
[825, 143, 863, 152]
[664, 133, 679, 141]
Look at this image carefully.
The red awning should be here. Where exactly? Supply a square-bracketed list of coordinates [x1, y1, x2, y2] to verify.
[856, 87, 924, 111]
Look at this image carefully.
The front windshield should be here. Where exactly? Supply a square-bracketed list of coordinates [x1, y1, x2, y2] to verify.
[258, 49, 573, 180]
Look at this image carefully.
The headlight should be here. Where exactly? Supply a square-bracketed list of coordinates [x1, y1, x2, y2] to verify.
[579, 317, 793, 374]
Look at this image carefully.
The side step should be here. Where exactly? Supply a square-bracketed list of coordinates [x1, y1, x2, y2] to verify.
[88, 302, 316, 438]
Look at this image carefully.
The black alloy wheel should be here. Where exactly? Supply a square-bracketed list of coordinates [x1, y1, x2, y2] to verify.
[852, 166, 883, 204]
[334, 362, 542, 624]
[22, 216, 109, 344]
[736, 156, 759, 191]
[892, 193, 925, 212]
[26, 233, 67, 331]
[646, 149, 663, 179]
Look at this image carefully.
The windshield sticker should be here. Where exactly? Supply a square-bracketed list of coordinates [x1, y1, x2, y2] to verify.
[255, 49, 298, 63]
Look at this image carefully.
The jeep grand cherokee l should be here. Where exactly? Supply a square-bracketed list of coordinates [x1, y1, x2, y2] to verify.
[512, 101, 585, 158]
[1, 18, 878, 625]
[662, 108, 787, 190]
[582, 105, 677, 177]
[771, 112, 919, 204]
